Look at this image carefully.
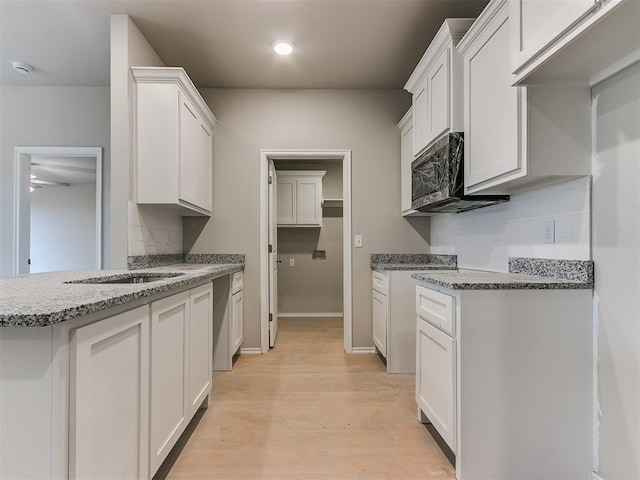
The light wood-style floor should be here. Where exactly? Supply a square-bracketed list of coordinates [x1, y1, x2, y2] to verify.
[162, 317, 455, 479]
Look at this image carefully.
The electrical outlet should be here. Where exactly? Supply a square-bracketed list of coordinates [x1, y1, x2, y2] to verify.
[289, 258, 295, 267]
[543, 220, 555, 244]
[354, 235, 363, 248]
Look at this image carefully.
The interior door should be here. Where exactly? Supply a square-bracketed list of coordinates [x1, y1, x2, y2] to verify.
[268, 160, 279, 347]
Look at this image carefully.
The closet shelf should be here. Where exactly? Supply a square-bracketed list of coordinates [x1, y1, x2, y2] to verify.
[321, 198, 343, 208]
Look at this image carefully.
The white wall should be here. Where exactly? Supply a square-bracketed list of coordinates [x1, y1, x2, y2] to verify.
[185, 88, 430, 348]
[430, 176, 591, 271]
[592, 62, 640, 479]
[110, 15, 183, 265]
[30, 184, 96, 273]
[0, 86, 110, 276]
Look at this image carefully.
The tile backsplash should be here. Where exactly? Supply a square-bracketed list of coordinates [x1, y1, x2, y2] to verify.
[430, 177, 591, 272]
[128, 202, 183, 256]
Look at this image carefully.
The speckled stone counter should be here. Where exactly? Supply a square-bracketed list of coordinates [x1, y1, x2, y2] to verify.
[412, 258, 593, 290]
[0, 263, 244, 327]
[373, 263, 457, 271]
[128, 253, 245, 269]
[370, 253, 457, 271]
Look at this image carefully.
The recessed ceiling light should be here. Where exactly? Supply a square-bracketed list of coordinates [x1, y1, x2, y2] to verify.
[12, 62, 33, 75]
[273, 40, 294, 55]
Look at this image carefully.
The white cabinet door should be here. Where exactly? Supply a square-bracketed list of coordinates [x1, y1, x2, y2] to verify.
[188, 284, 213, 418]
[462, 2, 522, 191]
[412, 77, 430, 157]
[179, 92, 200, 207]
[399, 110, 414, 214]
[372, 289, 388, 357]
[405, 19, 472, 158]
[277, 172, 325, 227]
[133, 67, 216, 217]
[150, 291, 190, 476]
[296, 177, 322, 225]
[277, 177, 296, 225]
[426, 47, 451, 144]
[460, 0, 591, 195]
[198, 123, 213, 212]
[231, 290, 244, 355]
[416, 316, 456, 452]
[70, 306, 150, 480]
[512, 0, 597, 73]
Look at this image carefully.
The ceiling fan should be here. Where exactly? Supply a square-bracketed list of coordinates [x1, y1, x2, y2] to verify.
[30, 174, 70, 192]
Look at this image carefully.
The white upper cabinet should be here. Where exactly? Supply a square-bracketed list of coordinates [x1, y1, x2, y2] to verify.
[277, 171, 326, 227]
[398, 109, 427, 217]
[458, 0, 591, 195]
[511, 0, 640, 86]
[405, 19, 475, 157]
[132, 67, 216, 216]
[512, 0, 596, 73]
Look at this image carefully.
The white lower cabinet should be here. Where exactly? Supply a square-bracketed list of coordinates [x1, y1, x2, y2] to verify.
[373, 269, 445, 374]
[70, 306, 150, 480]
[231, 287, 244, 354]
[6, 281, 218, 480]
[150, 284, 213, 476]
[150, 291, 190, 475]
[188, 284, 214, 418]
[72, 283, 214, 480]
[213, 271, 244, 371]
[372, 289, 388, 357]
[416, 316, 456, 452]
[415, 282, 593, 479]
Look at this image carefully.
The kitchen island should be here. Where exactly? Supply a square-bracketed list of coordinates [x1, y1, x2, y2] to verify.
[0, 259, 244, 480]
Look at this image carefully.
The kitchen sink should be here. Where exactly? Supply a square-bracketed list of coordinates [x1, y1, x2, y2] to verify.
[66, 273, 185, 285]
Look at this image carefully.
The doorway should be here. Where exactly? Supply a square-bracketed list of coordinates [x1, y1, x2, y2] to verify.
[260, 150, 352, 354]
[14, 146, 103, 274]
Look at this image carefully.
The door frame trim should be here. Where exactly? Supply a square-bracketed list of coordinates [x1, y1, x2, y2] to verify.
[259, 149, 353, 354]
[13, 146, 103, 274]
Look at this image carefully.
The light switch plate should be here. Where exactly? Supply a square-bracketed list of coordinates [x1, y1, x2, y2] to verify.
[289, 258, 295, 267]
[354, 235, 363, 248]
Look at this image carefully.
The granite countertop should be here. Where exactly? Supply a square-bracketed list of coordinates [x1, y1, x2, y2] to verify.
[412, 258, 594, 290]
[370, 253, 457, 271]
[373, 263, 457, 271]
[0, 263, 244, 327]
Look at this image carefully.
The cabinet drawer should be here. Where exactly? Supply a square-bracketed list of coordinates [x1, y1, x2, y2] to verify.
[231, 271, 243, 295]
[372, 270, 389, 295]
[416, 285, 455, 336]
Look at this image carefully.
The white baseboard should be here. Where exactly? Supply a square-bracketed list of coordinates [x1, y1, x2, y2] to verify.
[350, 347, 376, 354]
[240, 347, 262, 355]
[278, 313, 343, 318]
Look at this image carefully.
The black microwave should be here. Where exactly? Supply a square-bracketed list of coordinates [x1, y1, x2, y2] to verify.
[411, 133, 509, 214]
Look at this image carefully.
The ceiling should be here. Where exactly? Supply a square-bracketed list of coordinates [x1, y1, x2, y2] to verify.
[31, 156, 97, 185]
[0, 0, 489, 89]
